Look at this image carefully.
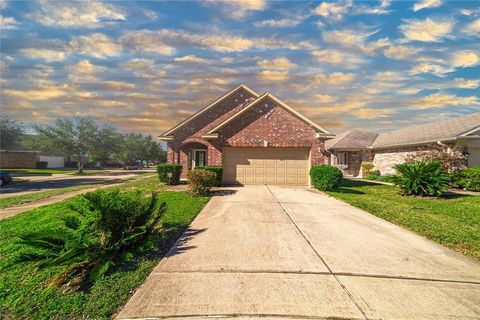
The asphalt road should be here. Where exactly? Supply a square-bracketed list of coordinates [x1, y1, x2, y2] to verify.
[0, 169, 155, 196]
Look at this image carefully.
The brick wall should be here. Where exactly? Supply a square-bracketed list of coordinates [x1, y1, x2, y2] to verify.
[167, 93, 328, 178]
[0, 151, 37, 168]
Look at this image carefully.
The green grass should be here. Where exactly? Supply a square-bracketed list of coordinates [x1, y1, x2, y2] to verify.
[0, 175, 159, 209]
[0, 181, 210, 319]
[1, 168, 105, 175]
[327, 179, 480, 260]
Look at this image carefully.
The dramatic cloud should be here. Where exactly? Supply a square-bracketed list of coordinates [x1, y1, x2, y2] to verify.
[352, 107, 395, 118]
[20, 48, 68, 62]
[205, 0, 267, 20]
[313, 72, 355, 86]
[28, 0, 125, 28]
[451, 51, 479, 68]
[70, 33, 122, 58]
[121, 58, 155, 72]
[323, 29, 389, 54]
[409, 93, 479, 109]
[464, 19, 480, 36]
[257, 57, 296, 70]
[313, 2, 349, 21]
[413, 0, 443, 12]
[314, 94, 337, 103]
[254, 18, 303, 28]
[409, 62, 451, 76]
[312, 49, 364, 68]
[0, 15, 18, 29]
[3, 83, 69, 100]
[69, 59, 105, 74]
[453, 78, 480, 89]
[174, 55, 209, 64]
[120, 30, 176, 55]
[259, 70, 289, 81]
[383, 45, 420, 60]
[399, 18, 454, 42]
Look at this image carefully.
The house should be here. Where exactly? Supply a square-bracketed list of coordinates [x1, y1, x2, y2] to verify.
[158, 84, 334, 185]
[326, 112, 480, 177]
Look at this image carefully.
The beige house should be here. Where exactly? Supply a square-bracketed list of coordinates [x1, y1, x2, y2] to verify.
[326, 112, 480, 177]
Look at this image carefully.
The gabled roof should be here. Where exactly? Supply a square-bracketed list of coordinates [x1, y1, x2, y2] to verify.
[205, 92, 333, 137]
[158, 84, 258, 138]
[371, 112, 480, 148]
[325, 129, 378, 150]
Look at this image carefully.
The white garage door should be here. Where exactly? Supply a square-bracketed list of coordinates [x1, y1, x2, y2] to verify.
[223, 147, 310, 185]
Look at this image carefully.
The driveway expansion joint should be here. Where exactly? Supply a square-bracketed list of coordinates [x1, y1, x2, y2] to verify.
[265, 185, 369, 320]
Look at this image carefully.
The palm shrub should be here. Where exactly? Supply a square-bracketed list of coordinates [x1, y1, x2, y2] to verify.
[188, 169, 216, 196]
[309, 165, 343, 191]
[393, 160, 449, 197]
[452, 166, 480, 191]
[18, 189, 167, 287]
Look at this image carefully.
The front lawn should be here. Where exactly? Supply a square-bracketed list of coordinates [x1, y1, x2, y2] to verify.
[327, 179, 480, 260]
[1, 168, 104, 175]
[0, 183, 210, 319]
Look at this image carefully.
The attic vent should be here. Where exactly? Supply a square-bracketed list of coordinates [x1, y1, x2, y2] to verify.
[264, 103, 268, 108]
[240, 93, 243, 97]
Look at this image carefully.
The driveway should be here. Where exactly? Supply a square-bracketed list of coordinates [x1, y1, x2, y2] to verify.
[118, 185, 480, 319]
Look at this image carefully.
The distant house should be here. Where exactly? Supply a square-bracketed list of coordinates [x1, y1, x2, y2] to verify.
[158, 84, 334, 185]
[326, 112, 480, 177]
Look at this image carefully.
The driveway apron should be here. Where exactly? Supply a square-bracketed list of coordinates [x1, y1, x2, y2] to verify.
[117, 185, 480, 319]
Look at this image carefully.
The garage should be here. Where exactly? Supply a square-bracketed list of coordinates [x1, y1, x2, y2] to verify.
[222, 147, 310, 185]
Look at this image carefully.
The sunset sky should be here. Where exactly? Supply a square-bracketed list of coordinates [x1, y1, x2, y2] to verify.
[1, 0, 479, 136]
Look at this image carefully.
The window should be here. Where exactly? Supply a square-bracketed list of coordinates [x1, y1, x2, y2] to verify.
[189, 149, 207, 169]
[338, 152, 348, 165]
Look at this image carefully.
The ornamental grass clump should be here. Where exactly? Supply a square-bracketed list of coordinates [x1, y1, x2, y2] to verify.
[188, 169, 216, 196]
[393, 160, 449, 197]
[309, 165, 343, 191]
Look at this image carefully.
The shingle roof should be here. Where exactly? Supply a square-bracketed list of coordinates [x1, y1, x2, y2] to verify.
[325, 129, 378, 150]
[371, 112, 480, 148]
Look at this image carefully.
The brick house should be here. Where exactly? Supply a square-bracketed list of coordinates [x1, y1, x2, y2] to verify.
[325, 112, 480, 177]
[158, 84, 334, 185]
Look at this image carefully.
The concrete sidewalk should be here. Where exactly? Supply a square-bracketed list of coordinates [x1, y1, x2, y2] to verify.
[117, 185, 480, 319]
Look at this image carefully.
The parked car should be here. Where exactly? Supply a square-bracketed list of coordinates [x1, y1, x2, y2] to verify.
[0, 171, 13, 186]
[125, 161, 143, 170]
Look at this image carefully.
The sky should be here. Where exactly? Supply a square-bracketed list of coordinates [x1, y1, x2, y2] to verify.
[1, 0, 479, 136]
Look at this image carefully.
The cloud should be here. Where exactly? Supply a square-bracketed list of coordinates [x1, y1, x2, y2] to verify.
[0, 15, 19, 29]
[205, 0, 267, 20]
[408, 62, 451, 76]
[313, 1, 350, 21]
[121, 58, 155, 72]
[69, 60, 105, 74]
[102, 81, 135, 91]
[413, 0, 443, 12]
[453, 78, 479, 89]
[174, 55, 209, 64]
[20, 48, 68, 61]
[383, 45, 420, 60]
[408, 93, 479, 109]
[120, 30, 176, 55]
[28, 0, 125, 28]
[3, 84, 69, 100]
[70, 33, 122, 58]
[352, 108, 395, 118]
[313, 72, 355, 86]
[399, 18, 454, 42]
[259, 70, 289, 81]
[257, 57, 296, 70]
[254, 18, 303, 28]
[464, 19, 480, 36]
[311, 49, 364, 68]
[323, 29, 389, 54]
[451, 51, 479, 68]
[314, 94, 337, 103]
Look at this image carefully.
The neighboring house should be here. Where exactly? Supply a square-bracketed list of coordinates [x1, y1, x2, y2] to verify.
[326, 112, 480, 177]
[0, 150, 38, 169]
[158, 84, 334, 185]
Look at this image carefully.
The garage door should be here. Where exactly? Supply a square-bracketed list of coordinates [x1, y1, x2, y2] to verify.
[223, 147, 310, 185]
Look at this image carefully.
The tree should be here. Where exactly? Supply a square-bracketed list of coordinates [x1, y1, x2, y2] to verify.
[30, 116, 116, 173]
[0, 116, 24, 150]
[90, 125, 123, 164]
[115, 133, 166, 167]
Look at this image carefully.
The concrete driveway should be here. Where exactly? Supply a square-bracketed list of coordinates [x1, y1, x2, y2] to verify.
[118, 185, 480, 319]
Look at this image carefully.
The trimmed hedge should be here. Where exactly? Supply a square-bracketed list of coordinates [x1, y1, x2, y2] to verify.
[194, 166, 223, 186]
[188, 169, 216, 196]
[452, 166, 480, 191]
[157, 164, 182, 185]
[310, 165, 343, 191]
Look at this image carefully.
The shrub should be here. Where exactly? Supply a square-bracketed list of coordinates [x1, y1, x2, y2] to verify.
[367, 171, 396, 183]
[361, 162, 375, 177]
[18, 189, 167, 287]
[310, 165, 343, 191]
[393, 160, 449, 197]
[452, 166, 480, 191]
[36, 161, 48, 169]
[187, 169, 216, 196]
[194, 166, 223, 186]
[157, 164, 182, 185]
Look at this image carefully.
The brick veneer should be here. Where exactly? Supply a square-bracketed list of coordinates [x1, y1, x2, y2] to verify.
[166, 91, 328, 179]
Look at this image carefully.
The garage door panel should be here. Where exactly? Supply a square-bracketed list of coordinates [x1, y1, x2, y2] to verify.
[223, 148, 310, 186]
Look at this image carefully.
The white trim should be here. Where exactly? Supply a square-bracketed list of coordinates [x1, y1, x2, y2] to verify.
[158, 84, 259, 138]
[192, 149, 207, 168]
[157, 135, 174, 141]
[459, 126, 480, 137]
[206, 92, 333, 135]
[370, 137, 457, 149]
